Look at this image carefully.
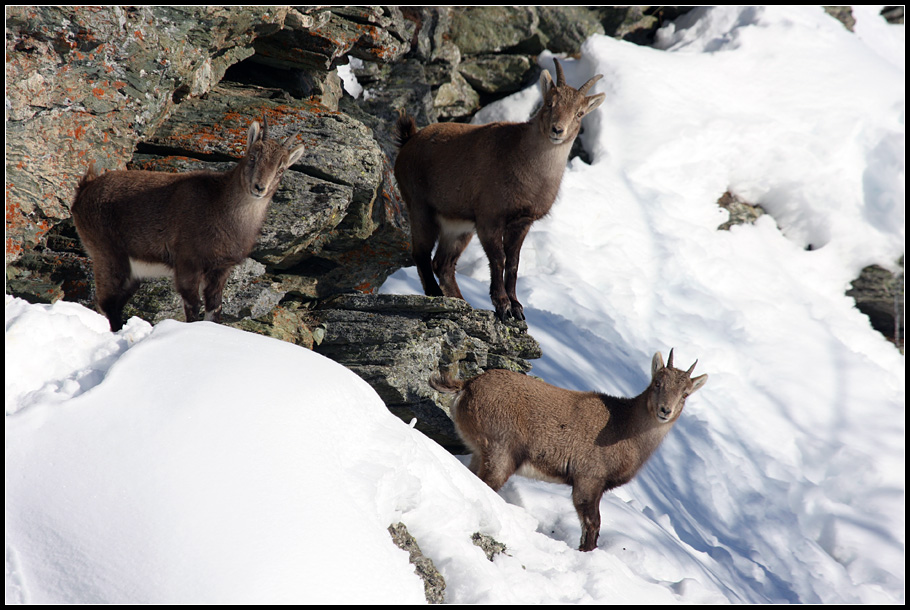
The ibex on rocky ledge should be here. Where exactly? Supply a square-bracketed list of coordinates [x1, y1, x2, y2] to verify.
[430, 349, 708, 552]
[394, 59, 605, 322]
[71, 118, 304, 331]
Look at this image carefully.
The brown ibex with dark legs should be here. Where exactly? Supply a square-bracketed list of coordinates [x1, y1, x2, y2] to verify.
[71, 118, 305, 331]
[430, 349, 708, 552]
[394, 59, 605, 321]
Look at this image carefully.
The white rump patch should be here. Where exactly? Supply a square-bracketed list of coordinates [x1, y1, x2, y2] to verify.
[516, 462, 566, 485]
[129, 258, 174, 280]
[437, 216, 475, 237]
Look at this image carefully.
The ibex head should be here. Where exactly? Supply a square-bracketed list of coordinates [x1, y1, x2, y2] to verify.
[537, 58, 606, 145]
[241, 116, 305, 200]
[647, 348, 708, 423]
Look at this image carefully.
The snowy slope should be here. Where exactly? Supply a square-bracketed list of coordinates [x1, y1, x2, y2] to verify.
[6, 5, 905, 605]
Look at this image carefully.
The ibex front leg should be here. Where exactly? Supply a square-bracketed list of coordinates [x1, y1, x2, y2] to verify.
[503, 217, 534, 321]
[573, 482, 604, 552]
[477, 222, 512, 322]
[95, 255, 139, 332]
[175, 265, 204, 323]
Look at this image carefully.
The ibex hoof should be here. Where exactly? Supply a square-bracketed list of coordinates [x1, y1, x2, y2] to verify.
[494, 303, 525, 323]
[511, 304, 525, 321]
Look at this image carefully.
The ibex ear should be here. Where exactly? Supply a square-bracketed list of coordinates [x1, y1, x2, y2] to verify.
[651, 351, 665, 377]
[539, 68, 554, 98]
[583, 93, 605, 116]
[690, 374, 708, 393]
[247, 122, 262, 149]
[287, 145, 305, 168]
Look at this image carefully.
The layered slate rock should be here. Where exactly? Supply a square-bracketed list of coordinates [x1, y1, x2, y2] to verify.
[5, 6, 287, 263]
[311, 294, 542, 449]
[6, 5, 654, 311]
[847, 259, 905, 348]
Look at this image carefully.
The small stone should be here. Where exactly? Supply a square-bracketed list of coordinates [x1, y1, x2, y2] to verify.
[388, 523, 446, 604]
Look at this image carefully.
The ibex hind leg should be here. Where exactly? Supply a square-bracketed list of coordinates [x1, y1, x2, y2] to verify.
[414, 247, 444, 297]
[407, 205, 444, 297]
[433, 220, 474, 299]
[474, 447, 518, 492]
[202, 266, 232, 323]
[94, 258, 139, 332]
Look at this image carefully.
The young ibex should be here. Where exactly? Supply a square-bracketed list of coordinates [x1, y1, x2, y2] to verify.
[394, 59, 605, 321]
[430, 349, 708, 552]
[71, 118, 305, 331]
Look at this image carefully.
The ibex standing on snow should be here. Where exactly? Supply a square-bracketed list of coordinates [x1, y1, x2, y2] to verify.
[394, 59, 605, 321]
[71, 118, 305, 331]
[430, 349, 708, 552]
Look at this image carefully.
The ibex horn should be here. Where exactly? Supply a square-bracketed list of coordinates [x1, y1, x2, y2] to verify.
[667, 348, 675, 369]
[553, 58, 566, 87]
[578, 74, 603, 95]
[686, 360, 699, 376]
[283, 127, 302, 147]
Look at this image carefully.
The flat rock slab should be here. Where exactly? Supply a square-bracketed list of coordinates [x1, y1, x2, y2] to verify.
[311, 293, 542, 449]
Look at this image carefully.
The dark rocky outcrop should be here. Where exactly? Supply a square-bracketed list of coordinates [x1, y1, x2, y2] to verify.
[5, 6, 288, 262]
[716, 191, 766, 231]
[5, 5, 678, 301]
[880, 6, 904, 24]
[847, 258, 905, 349]
[823, 6, 857, 31]
[471, 532, 509, 562]
[311, 294, 541, 449]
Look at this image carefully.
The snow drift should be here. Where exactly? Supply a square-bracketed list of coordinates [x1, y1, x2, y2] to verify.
[6, 5, 904, 605]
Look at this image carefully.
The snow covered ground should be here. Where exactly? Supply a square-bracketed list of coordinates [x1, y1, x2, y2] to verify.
[6, 6, 904, 604]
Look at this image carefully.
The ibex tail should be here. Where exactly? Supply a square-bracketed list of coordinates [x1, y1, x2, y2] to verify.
[429, 372, 464, 394]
